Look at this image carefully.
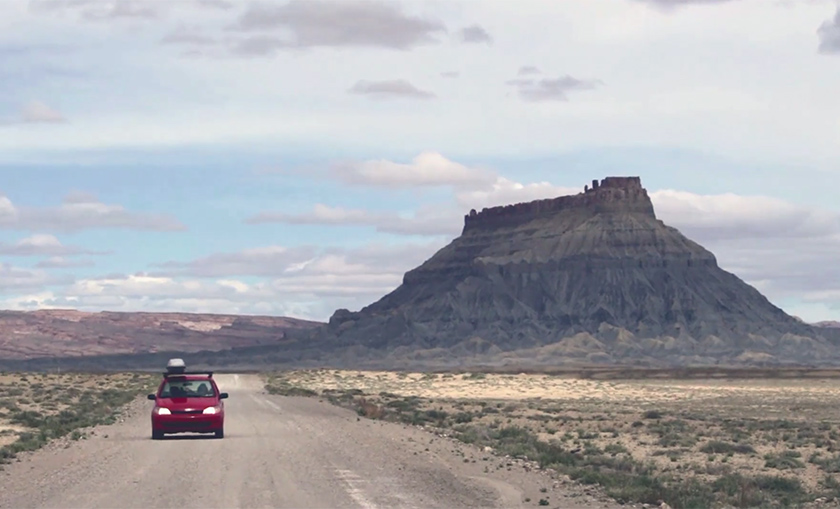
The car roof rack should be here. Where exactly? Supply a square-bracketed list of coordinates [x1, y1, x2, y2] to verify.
[163, 370, 214, 378]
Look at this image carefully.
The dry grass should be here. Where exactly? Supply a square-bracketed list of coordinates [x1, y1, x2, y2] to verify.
[0, 371, 158, 464]
[265, 369, 840, 508]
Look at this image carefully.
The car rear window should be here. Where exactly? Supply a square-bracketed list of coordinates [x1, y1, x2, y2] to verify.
[160, 379, 216, 398]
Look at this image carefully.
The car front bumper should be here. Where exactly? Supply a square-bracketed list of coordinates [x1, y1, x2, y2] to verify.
[152, 413, 223, 433]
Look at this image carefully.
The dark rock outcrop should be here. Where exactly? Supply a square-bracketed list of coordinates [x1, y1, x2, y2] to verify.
[315, 176, 838, 366]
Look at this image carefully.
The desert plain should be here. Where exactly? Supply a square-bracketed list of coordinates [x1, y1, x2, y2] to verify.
[4, 368, 840, 507]
[266, 368, 840, 508]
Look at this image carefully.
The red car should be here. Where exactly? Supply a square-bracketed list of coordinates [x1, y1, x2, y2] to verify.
[147, 362, 228, 439]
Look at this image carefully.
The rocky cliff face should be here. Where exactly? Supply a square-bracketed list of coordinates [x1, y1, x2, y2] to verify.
[316, 176, 836, 366]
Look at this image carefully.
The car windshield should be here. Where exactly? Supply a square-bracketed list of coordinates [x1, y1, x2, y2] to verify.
[160, 379, 216, 398]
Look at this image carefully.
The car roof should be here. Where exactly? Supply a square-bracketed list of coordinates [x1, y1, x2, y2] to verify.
[163, 374, 214, 381]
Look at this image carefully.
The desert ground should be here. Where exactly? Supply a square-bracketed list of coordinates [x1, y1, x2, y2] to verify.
[4, 368, 840, 508]
[265, 369, 840, 508]
[0, 372, 623, 509]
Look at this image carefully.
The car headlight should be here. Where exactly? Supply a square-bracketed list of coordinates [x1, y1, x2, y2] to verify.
[155, 407, 171, 415]
[202, 406, 219, 415]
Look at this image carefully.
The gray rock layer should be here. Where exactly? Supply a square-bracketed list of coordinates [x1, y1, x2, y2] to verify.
[317, 177, 835, 366]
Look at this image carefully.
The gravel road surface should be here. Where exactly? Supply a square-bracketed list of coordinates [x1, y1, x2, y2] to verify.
[0, 374, 622, 509]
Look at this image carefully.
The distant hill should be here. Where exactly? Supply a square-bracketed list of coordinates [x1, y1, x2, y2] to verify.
[0, 309, 322, 360]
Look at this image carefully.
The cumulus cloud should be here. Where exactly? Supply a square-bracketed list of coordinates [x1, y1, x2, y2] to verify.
[230, 0, 447, 53]
[0, 192, 186, 232]
[0, 234, 107, 256]
[506, 75, 602, 102]
[818, 6, 840, 54]
[347, 80, 436, 100]
[458, 24, 492, 44]
[330, 152, 495, 188]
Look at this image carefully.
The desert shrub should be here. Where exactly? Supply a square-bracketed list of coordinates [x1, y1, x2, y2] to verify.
[699, 441, 755, 455]
[764, 451, 805, 470]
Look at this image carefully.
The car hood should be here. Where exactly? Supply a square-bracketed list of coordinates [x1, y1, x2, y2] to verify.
[156, 397, 217, 410]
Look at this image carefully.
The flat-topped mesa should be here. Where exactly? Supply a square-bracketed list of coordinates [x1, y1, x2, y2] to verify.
[463, 176, 655, 233]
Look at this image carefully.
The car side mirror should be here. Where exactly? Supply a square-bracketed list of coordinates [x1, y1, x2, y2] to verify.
[147, 394, 156, 400]
[219, 393, 228, 399]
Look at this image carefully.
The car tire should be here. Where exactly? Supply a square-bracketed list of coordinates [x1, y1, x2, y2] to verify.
[214, 427, 224, 439]
[152, 430, 164, 440]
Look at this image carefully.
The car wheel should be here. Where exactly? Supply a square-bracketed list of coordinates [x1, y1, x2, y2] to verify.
[152, 430, 164, 440]
[214, 427, 224, 439]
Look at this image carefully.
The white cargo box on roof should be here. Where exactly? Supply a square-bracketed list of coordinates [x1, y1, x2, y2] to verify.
[166, 358, 186, 374]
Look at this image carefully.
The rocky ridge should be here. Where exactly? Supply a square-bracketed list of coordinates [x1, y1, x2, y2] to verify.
[0, 309, 321, 360]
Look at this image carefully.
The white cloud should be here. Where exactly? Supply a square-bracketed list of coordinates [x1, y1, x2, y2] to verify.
[651, 190, 840, 241]
[347, 79, 436, 100]
[2, 241, 445, 320]
[29, 0, 162, 21]
[230, 0, 447, 52]
[506, 74, 603, 102]
[332, 152, 495, 189]
[645, 189, 840, 309]
[0, 263, 67, 293]
[246, 203, 459, 236]
[6, 0, 839, 169]
[455, 178, 582, 211]
[0, 192, 185, 232]
[249, 153, 584, 236]
[0, 233, 106, 256]
[153, 245, 317, 277]
[156, 241, 440, 280]
[35, 256, 96, 269]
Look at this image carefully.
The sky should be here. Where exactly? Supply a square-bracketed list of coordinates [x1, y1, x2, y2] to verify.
[1, 0, 840, 323]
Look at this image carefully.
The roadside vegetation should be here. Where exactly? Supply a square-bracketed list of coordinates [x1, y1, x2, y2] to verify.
[0, 371, 158, 465]
[265, 369, 840, 509]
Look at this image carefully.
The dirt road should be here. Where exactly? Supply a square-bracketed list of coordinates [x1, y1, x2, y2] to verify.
[0, 374, 620, 509]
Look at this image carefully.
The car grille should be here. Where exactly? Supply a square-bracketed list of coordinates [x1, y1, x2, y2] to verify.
[162, 421, 213, 429]
[172, 409, 203, 414]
